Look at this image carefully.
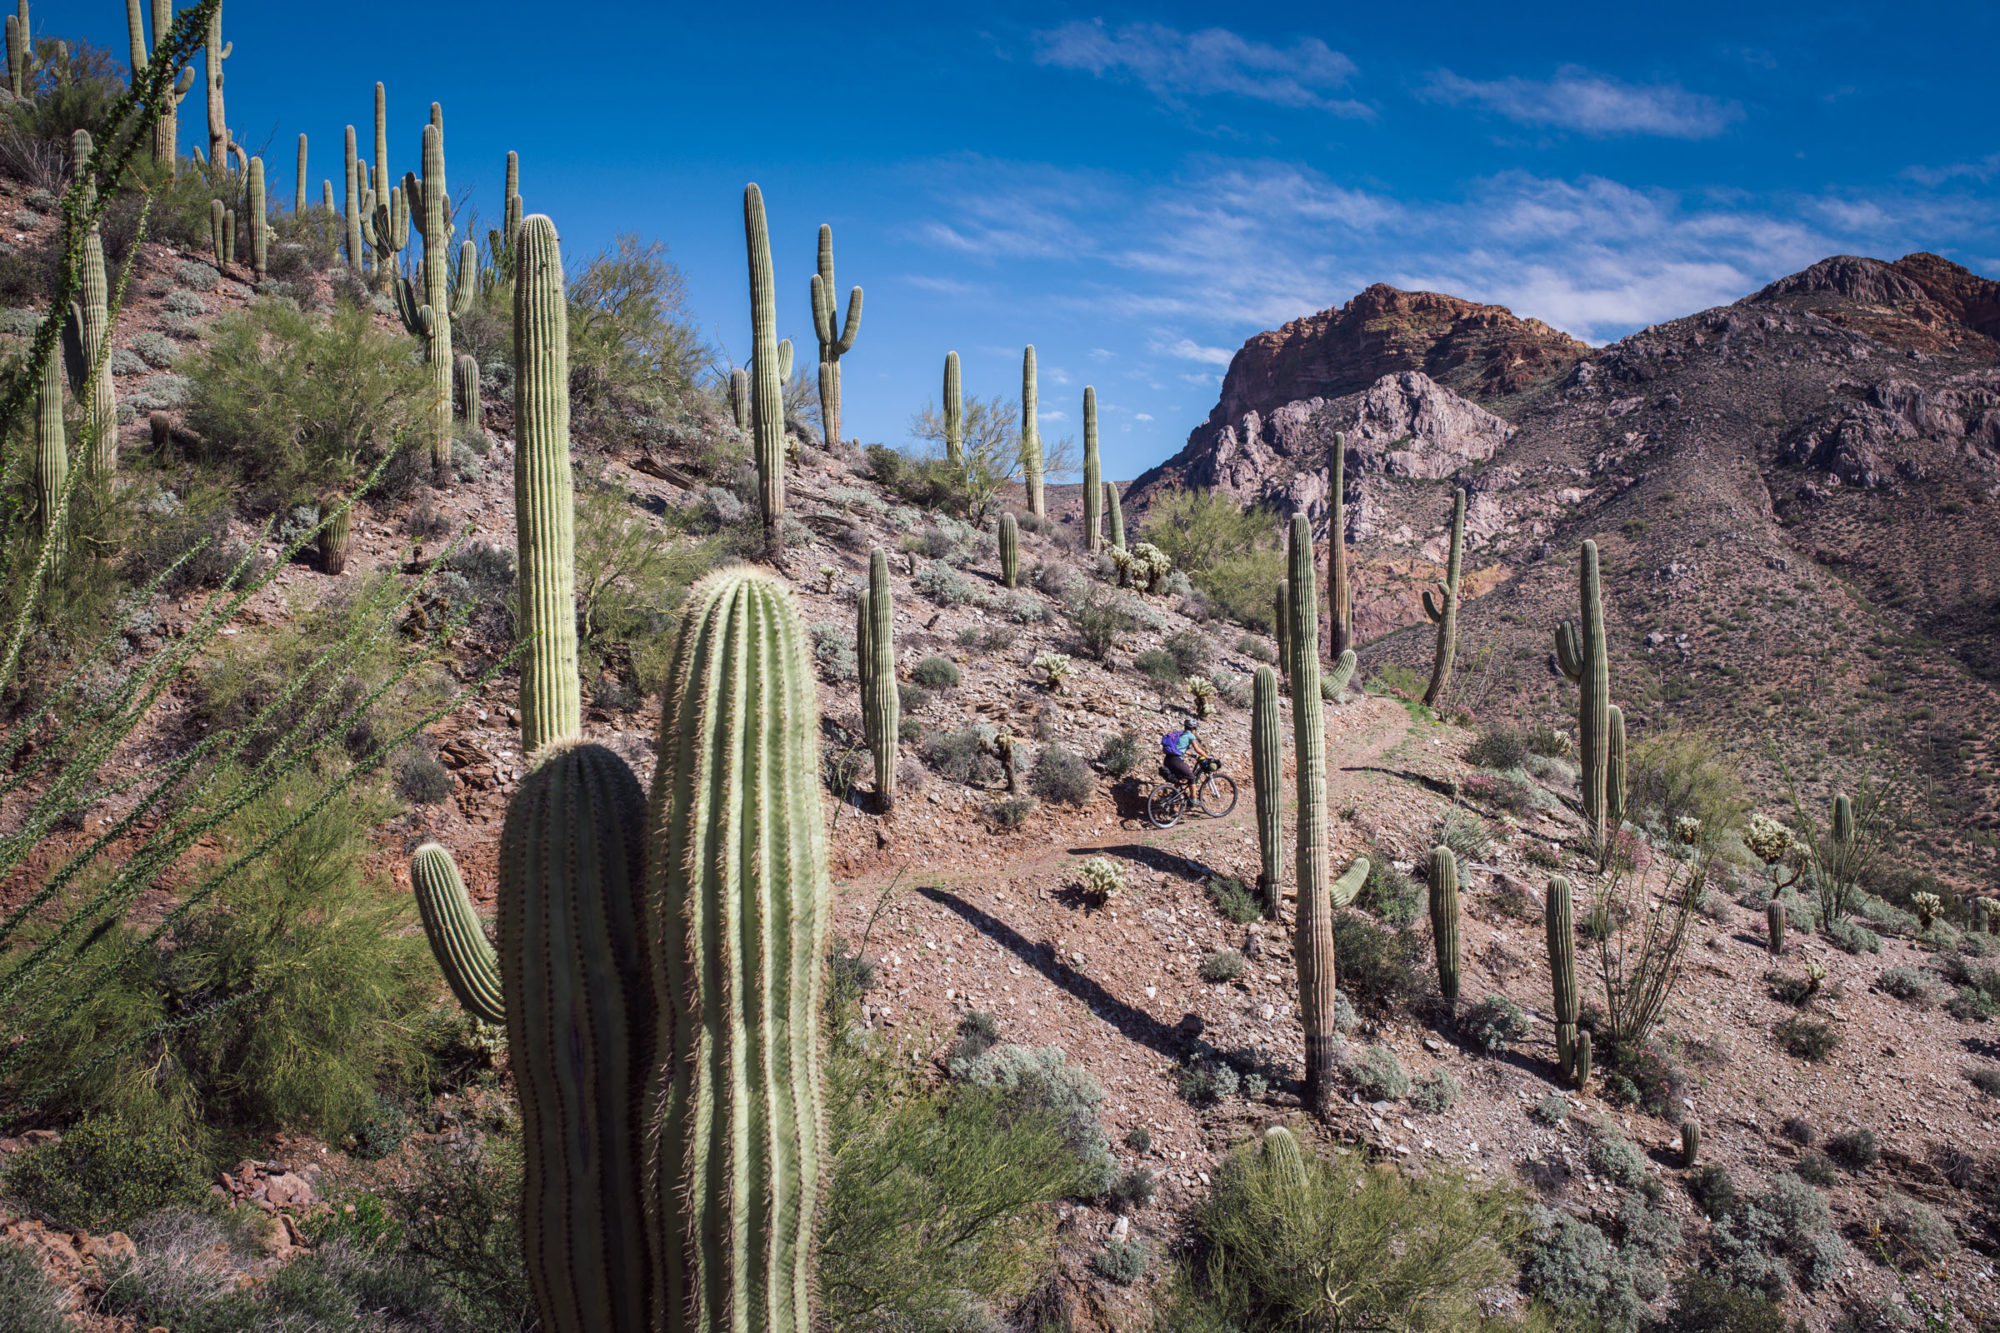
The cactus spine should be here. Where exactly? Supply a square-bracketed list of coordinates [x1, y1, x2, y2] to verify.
[125, 0, 194, 168]
[1251, 665, 1282, 914]
[1021, 345, 1044, 518]
[1105, 482, 1125, 550]
[342, 125, 363, 270]
[454, 353, 480, 433]
[1681, 1121, 1699, 1167]
[744, 184, 786, 554]
[503, 739, 655, 1333]
[246, 154, 267, 281]
[1546, 875, 1582, 1087]
[1285, 512, 1339, 1114]
[1082, 386, 1101, 552]
[999, 512, 1018, 589]
[394, 118, 472, 470]
[514, 215, 581, 753]
[1554, 540, 1613, 857]
[65, 131, 116, 477]
[1766, 899, 1785, 956]
[809, 223, 861, 451]
[943, 350, 962, 466]
[1421, 487, 1464, 707]
[411, 843, 504, 1025]
[651, 568, 830, 1333]
[31, 344, 62, 542]
[858, 548, 899, 810]
[1606, 704, 1627, 831]
[1328, 431, 1352, 659]
[1429, 845, 1460, 1011]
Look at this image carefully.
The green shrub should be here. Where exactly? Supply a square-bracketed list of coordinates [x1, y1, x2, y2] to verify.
[1708, 1172, 1846, 1296]
[1970, 1067, 2000, 1097]
[1465, 726, 1529, 770]
[0, 1240, 68, 1333]
[921, 727, 1001, 785]
[1459, 994, 1530, 1054]
[1092, 1237, 1148, 1285]
[1029, 744, 1095, 806]
[1521, 1198, 1680, 1333]
[1686, 1164, 1739, 1221]
[1879, 1193, 1953, 1264]
[944, 1044, 1116, 1195]
[1, 1117, 210, 1232]
[1655, 1273, 1788, 1332]
[1826, 917, 1882, 954]
[1531, 1094, 1570, 1125]
[1362, 857, 1422, 927]
[1236, 635, 1275, 663]
[1876, 965, 1933, 1004]
[1164, 628, 1212, 675]
[1199, 949, 1246, 983]
[1107, 1167, 1157, 1213]
[1436, 808, 1492, 863]
[1177, 1058, 1241, 1106]
[1184, 1136, 1522, 1332]
[1408, 1070, 1459, 1113]
[909, 654, 961, 689]
[1794, 1152, 1838, 1187]
[1948, 986, 1998, 1022]
[1589, 1129, 1649, 1188]
[1826, 1128, 1879, 1170]
[988, 795, 1035, 830]
[1343, 1044, 1409, 1101]
[1134, 647, 1183, 694]
[1207, 875, 1263, 925]
[185, 297, 428, 513]
[1775, 1015, 1840, 1061]
[395, 751, 453, 805]
[1330, 912, 1426, 1013]
[1097, 730, 1140, 777]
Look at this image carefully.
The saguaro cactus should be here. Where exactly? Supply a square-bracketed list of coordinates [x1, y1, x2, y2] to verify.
[1083, 386, 1102, 552]
[1606, 704, 1627, 832]
[1251, 665, 1282, 913]
[744, 184, 787, 553]
[294, 133, 306, 213]
[1429, 845, 1460, 1012]
[1285, 512, 1340, 1113]
[341, 125, 363, 271]
[1546, 875, 1582, 1086]
[999, 512, 1018, 588]
[209, 196, 224, 267]
[1021, 345, 1044, 518]
[222, 207, 235, 266]
[392, 119, 476, 470]
[1681, 1122, 1700, 1167]
[809, 223, 861, 451]
[514, 215, 581, 753]
[31, 346, 62, 542]
[503, 739, 655, 1333]
[371, 81, 390, 290]
[1273, 579, 1291, 687]
[1105, 482, 1125, 550]
[245, 154, 267, 281]
[454, 353, 480, 433]
[728, 366, 749, 431]
[1328, 431, 1352, 659]
[1766, 899, 1786, 956]
[1422, 488, 1465, 707]
[858, 548, 899, 810]
[1262, 1125, 1308, 1196]
[202, 1, 240, 173]
[64, 131, 116, 478]
[125, 0, 195, 168]
[651, 567, 830, 1333]
[1554, 540, 1613, 856]
[411, 843, 504, 1025]
[6, 2, 25, 101]
[943, 351, 963, 466]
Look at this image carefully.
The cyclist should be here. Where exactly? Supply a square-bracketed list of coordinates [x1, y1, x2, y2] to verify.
[1161, 717, 1208, 787]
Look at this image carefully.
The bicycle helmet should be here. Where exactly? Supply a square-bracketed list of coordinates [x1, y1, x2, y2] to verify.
[1182, 717, 1199, 730]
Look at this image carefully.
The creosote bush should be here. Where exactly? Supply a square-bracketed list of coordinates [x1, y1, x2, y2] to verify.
[1199, 949, 1245, 983]
[1459, 993, 1530, 1054]
[1343, 1044, 1409, 1101]
[1, 1116, 210, 1232]
[1029, 743, 1094, 806]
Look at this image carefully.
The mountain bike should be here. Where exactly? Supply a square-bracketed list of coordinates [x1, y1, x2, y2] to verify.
[1147, 755, 1238, 828]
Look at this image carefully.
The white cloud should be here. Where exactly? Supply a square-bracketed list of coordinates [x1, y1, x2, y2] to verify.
[1903, 153, 2000, 187]
[1032, 20, 1370, 117]
[1424, 65, 1741, 139]
[1162, 337, 1234, 366]
[1134, 412, 1155, 422]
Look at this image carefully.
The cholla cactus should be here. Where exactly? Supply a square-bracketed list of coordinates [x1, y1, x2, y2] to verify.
[1077, 855, 1125, 900]
[1913, 891, 1942, 931]
[1744, 813, 1795, 865]
[817, 563, 837, 593]
[1127, 542, 1173, 594]
[1671, 815, 1702, 846]
[1034, 651, 1071, 693]
[1187, 675, 1216, 719]
[1804, 960, 1827, 998]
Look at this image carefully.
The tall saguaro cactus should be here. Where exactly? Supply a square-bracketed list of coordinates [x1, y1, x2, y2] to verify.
[5, 1, 25, 101]
[1328, 431, 1352, 659]
[371, 81, 390, 291]
[393, 118, 476, 470]
[809, 224, 861, 451]
[1021, 345, 1044, 518]
[1251, 665, 1283, 913]
[744, 184, 787, 554]
[514, 215, 580, 753]
[1284, 512, 1339, 1113]
[999, 512, 1018, 588]
[201, 1, 240, 173]
[1421, 488, 1465, 707]
[64, 130, 116, 477]
[1429, 845, 1460, 1011]
[245, 154, 267, 281]
[858, 548, 899, 810]
[1082, 386, 1102, 552]
[943, 351, 962, 466]
[125, 0, 194, 168]
[651, 568, 830, 1333]
[294, 133, 306, 213]
[1554, 540, 1613, 856]
[341, 125, 363, 271]
[1546, 875, 1582, 1086]
[1105, 482, 1125, 550]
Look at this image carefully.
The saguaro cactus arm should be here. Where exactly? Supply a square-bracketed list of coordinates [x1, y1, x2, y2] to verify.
[513, 215, 580, 752]
[411, 843, 505, 1025]
[1250, 665, 1283, 913]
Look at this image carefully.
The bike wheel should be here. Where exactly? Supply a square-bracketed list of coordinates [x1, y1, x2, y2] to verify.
[1197, 773, 1239, 818]
[1147, 783, 1188, 828]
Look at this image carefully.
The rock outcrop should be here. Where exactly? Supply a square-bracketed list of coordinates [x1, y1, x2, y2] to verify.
[1748, 252, 2000, 356]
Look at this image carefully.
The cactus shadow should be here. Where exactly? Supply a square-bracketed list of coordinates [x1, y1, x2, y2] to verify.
[1341, 766, 1458, 799]
[916, 886, 1200, 1063]
[1961, 1036, 2000, 1060]
[1089, 843, 1219, 885]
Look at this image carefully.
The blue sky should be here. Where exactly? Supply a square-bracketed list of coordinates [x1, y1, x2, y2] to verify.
[64, 1, 2000, 479]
